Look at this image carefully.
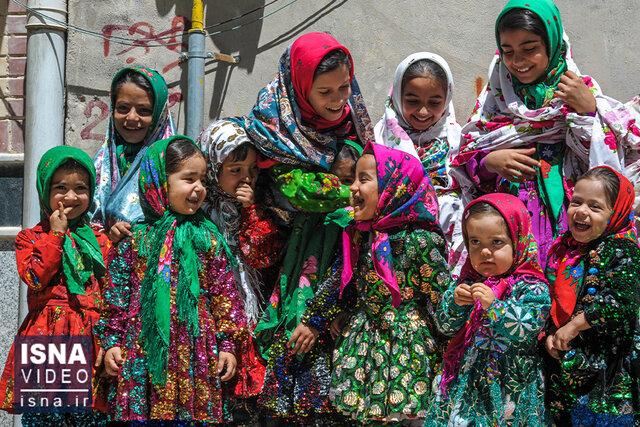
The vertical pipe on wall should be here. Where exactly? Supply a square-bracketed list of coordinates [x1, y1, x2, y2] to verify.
[185, 0, 205, 138]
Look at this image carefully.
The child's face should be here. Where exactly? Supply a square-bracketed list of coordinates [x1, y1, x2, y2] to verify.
[307, 64, 352, 123]
[401, 76, 447, 131]
[499, 28, 549, 84]
[113, 82, 154, 144]
[465, 213, 514, 278]
[217, 147, 259, 197]
[568, 178, 614, 244]
[48, 168, 91, 220]
[167, 154, 207, 215]
[330, 157, 356, 186]
[350, 154, 378, 222]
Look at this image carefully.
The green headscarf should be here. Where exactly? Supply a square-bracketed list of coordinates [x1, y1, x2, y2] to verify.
[134, 135, 233, 386]
[111, 66, 169, 174]
[496, 0, 567, 110]
[36, 146, 106, 295]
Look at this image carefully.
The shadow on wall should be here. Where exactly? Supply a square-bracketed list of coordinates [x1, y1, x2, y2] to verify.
[156, 0, 348, 120]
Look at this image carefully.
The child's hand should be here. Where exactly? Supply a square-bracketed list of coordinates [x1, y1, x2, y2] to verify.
[470, 283, 496, 310]
[108, 221, 132, 243]
[484, 148, 540, 182]
[94, 348, 104, 368]
[288, 323, 319, 354]
[545, 335, 560, 359]
[217, 351, 237, 382]
[552, 322, 579, 352]
[50, 201, 72, 233]
[104, 347, 123, 376]
[330, 312, 349, 340]
[235, 183, 255, 208]
[453, 284, 474, 306]
[555, 70, 597, 115]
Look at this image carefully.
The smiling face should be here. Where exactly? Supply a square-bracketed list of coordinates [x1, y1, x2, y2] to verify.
[499, 28, 549, 84]
[217, 146, 259, 197]
[48, 166, 91, 220]
[307, 64, 352, 123]
[167, 154, 207, 215]
[465, 212, 514, 278]
[401, 76, 447, 131]
[113, 82, 154, 144]
[568, 178, 614, 243]
[350, 154, 378, 222]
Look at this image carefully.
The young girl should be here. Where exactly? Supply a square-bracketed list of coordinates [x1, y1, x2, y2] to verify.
[450, 0, 628, 269]
[429, 193, 550, 426]
[92, 66, 175, 242]
[95, 136, 248, 422]
[0, 146, 109, 426]
[374, 52, 464, 276]
[543, 166, 640, 425]
[329, 142, 451, 423]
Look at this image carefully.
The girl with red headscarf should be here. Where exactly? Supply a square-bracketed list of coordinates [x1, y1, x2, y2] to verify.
[543, 166, 640, 425]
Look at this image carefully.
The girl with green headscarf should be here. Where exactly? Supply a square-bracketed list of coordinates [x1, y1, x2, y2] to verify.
[450, 0, 629, 272]
[91, 66, 175, 243]
[0, 146, 109, 425]
[94, 136, 249, 422]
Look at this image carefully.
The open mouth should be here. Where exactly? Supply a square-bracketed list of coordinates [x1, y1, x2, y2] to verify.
[186, 195, 200, 205]
[411, 115, 432, 125]
[352, 195, 365, 210]
[326, 105, 345, 114]
[514, 65, 533, 74]
[573, 219, 591, 232]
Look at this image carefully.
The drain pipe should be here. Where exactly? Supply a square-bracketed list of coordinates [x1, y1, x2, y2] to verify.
[185, 0, 205, 138]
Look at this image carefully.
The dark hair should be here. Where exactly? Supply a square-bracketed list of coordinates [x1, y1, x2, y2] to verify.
[402, 59, 448, 94]
[112, 69, 155, 106]
[497, 8, 549, 55]
[226, 143, 252, 164]
[335, 143, 360, 165]
[165, 138, 204, 175]
[314, 49, 351, 79]
[464, 202, 511, 240]
[56, 159, 90, 179]
[577, 167, 620, 208]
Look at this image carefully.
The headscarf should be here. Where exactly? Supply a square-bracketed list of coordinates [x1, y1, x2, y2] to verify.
[547, 165, 636, 328]
[92, 66, 175, 227]
[374, 52, 460, 190]
[340, 142, 441, 308]
[134, 135, 231, 386]
[199, 118, 263, 326]
[243, 32, 374, 170]
[440, 193, 546, 395]
[450, 1, 624, 221]
[37, 146, 106, 295]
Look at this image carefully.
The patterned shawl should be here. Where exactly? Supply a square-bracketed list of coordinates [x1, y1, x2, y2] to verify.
[134, 135, 231, 386]
[340, 142, 441, 308]
[92, 66, 175, 228]
[440, 193, 546, 395]
[547, 166, 637, 328]
[199, 118, 263, 326]
[243, 32, 374, 170]
[37, 146, 106, 295]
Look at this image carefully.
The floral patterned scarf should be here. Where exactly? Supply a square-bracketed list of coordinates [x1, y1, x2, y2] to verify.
[243, 32, 373, 170]
[440, 193, 546, 395]
[340, 142, 441, 307]
[547, 166, 637, 328]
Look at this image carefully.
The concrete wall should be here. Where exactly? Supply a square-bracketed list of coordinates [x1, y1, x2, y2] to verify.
[64, 0, 640, 155]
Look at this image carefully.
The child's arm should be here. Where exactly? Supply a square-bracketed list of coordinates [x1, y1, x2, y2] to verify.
[239, 204, 284, 270]
[300, 258, 345, 333]
[15, 227, 65, 291]
[435, 284, 474, 337]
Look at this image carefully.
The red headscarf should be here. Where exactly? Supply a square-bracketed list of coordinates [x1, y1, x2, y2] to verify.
[548, 165, 636, 327]
[289, 32, 354, 130]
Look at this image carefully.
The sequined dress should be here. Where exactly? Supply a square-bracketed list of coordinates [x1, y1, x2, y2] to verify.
[94, 235, 248, 422]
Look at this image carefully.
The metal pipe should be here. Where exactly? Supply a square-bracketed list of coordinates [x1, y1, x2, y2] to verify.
[185, 0, 206, 138]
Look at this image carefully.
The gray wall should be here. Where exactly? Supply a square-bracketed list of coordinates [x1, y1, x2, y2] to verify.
[0, 241, 19, 427]
[64, 0, 640, 154]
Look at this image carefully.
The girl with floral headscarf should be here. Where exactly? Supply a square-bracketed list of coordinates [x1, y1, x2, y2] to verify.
[325, 142, 451, 423]
[95, 136, 248, 422]
[429, 193, 550, 426]
[91, 66, 175, 242]
[450, 0, 630, 270]
[542, 166, 640, 424]
[0, 146, 109, 425]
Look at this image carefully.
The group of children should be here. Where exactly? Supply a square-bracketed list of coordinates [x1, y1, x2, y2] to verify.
[2, 0, 640, 425]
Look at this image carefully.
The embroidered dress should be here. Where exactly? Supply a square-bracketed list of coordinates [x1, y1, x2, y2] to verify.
[330, 143, 451, 423]
[374, 52, 465, 278]
[544, 166, 640, 424]
[94, 136, 248, 422]
[92, 66, 175, 228]
[450, 0, 627, 269]
[429, 193, 550, 426]
[0, 147, 109, 425]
